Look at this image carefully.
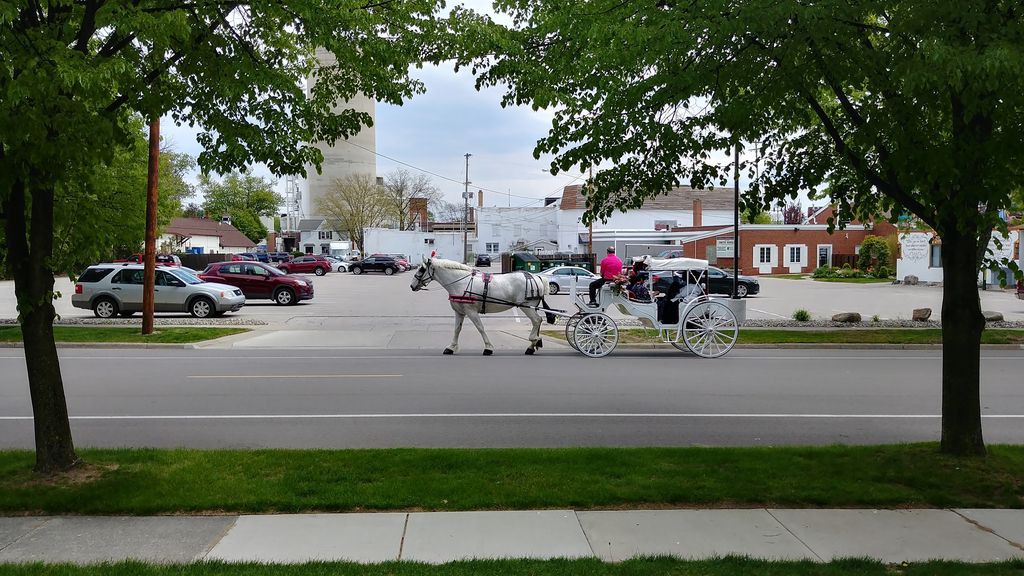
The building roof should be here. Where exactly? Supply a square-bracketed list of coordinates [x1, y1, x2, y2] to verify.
[164, 217, 256, 249]
[297, 218, 326, 232]
[559, 184, 734, 211]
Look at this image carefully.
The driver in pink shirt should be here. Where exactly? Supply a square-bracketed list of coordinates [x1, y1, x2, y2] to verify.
[589, 246, 623, 306]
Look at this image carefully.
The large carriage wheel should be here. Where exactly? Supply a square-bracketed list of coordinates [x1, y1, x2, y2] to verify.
[677, 300, 738, 358]
[564, 313, 583, 351]
[573, 313, 618, 358]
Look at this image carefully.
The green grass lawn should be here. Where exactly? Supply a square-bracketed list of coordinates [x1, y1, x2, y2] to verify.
[771, 274, 808, 280]
[545, 328, 1024, 345]
[1, 558, 1022, 576]
[814, 277, 894, 283]
[1, 444, 1022, 514]
[0, 326, 248, 344]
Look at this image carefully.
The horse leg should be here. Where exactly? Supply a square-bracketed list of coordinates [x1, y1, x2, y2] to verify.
[521, 307, 543, 355]
[445, 311, 465, 355]
[466, 311, 494, 355]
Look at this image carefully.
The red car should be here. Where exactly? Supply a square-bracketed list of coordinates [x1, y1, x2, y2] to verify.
[200, 261, 313, 305]
[277, 255, 332, 276]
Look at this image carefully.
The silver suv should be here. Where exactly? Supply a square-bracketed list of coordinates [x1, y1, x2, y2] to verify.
[72, 264, 246, 318]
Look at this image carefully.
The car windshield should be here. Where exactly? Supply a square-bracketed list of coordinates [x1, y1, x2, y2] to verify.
[167, 268, 204, 285]
[264, 265, 285, 276]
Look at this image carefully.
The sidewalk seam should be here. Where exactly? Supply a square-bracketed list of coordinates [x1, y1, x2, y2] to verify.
[765, 508, 823, 562]
[950, 509, 1024, 552]
[397, 513, 410, 561]
[0, 517, 51, 554]
[573, 510, 598, 559]
[196, 516, 239, 561]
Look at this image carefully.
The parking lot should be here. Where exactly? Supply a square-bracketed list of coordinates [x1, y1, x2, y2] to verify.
[1, 267, 1022, 350]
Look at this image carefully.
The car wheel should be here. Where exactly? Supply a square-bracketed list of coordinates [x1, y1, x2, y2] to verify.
[118, 311, 135, 318]
[384, 267, 395, 276]
[278, 266, 289, 274]
[314, 267, 326, 276]
[274, 287, 296, 306]
[93, 297, 119, 319]
[549, 282, 559, 295]
[736, 284, 749, 298]
[189, 297, 215, 318]
[352, 266, 362, 275]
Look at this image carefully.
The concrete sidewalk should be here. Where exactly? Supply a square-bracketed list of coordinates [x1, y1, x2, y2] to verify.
[1, 509, 1022, 565]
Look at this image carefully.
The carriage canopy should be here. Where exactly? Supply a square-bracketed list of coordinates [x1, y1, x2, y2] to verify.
[642, 256, 709, 271]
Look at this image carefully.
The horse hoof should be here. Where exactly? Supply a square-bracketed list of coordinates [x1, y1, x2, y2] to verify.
[525, 348, 535, 355]
[443, 348, 454, 355]
[483, 349, 493, 356]
[536, 339, 543, 349]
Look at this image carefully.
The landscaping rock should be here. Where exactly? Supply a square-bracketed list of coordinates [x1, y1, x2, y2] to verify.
[912, 308, 932, 321]
[983, 311, 1004, 322]
[831, 312, 862, 323]
[904, 275, 919, 285]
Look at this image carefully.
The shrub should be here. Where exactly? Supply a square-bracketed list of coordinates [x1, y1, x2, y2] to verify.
[812, 266, 836, 278]
[875, 265, 890, 279]
[792, 309, 811, 321]
[842, 262, 852, 270]
[872, 314, 881, 322]
[858, 236, 892, 271]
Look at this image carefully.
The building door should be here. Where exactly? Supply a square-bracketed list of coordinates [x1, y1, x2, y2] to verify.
[818, 245, 832, 268]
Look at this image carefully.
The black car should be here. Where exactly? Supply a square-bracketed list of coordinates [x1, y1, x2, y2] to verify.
[475, 254, 492, 267]
[652, 266, 760, 298]
[351, 255, 401, 275]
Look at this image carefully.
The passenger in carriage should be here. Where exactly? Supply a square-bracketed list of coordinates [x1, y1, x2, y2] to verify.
[627, 258, 651, 302]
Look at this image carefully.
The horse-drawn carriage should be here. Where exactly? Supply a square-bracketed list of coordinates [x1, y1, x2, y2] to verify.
[411, 255, 738, 358]
[561, 256, 739, 358]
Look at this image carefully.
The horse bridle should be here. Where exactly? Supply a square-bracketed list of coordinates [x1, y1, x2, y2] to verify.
[412, 263, 435, 290]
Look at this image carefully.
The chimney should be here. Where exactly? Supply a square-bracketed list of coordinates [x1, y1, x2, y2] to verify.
[478, 189, 484, 208]
[692, 199, 702, 227]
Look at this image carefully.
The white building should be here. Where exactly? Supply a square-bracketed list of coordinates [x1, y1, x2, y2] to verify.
[897, 230, 1021, 284]
[159, 217, 256, 254]
[556, 184, 735, 253]
[303, 48, 377, 219]
[474, 205, 559, 257]
[364, 228, 464, 264]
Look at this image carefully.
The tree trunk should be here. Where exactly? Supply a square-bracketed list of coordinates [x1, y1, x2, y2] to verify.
[3, 179, 79, 473]
[938, 227, 986, 456]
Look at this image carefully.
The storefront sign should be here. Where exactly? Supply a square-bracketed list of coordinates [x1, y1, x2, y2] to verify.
[716, 238, 735, 258]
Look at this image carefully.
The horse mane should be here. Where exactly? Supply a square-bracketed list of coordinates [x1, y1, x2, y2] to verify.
[431, 258, 472, 272]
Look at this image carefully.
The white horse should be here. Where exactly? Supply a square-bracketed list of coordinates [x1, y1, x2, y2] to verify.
[410, 257, 556, 355]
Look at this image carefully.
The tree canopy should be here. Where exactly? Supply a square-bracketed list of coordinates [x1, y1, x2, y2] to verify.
[1, 0, 451, 472]
[199, 172, 283, 242]
[459, 0, 1024, 455]
[317, 174, 389, 254]
[381, 169, 442, 230]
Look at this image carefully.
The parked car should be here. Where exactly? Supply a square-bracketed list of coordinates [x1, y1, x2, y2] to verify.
[230, 253, 257, 261]
[72, 264, 245, 318]
[537, 265, 599, 295]
[656, 249, 685, 259]
[324, 256, 350, 273]
[200, 261, 313, 305]
[475, 254, 492, 267]
[372, 253, 410, 271]
[350, 255, 401, 275]
[277, 255, 332, 276]
[113, 253, 182, 267]
[267, 252, 292, 263]
[651, 266, 760, 298]
[340, 250, 362, 262]
[241, 252, 270, 263]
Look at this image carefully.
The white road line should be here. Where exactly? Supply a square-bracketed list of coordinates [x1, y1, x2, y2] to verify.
[1, 413, 1022, 421]
[186, 374, 402, 379]
[2, 355, 1021, 361]
[748, 308, 790, 319]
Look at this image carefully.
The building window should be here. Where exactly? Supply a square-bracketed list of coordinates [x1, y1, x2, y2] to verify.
[486, 242, 499, 253]
[758, 246, 772, 264]
[930, 244, 942, 268]
[318, 231, 333, 240]
[424, 238, 434, 245]
[788, 246, 802, 264]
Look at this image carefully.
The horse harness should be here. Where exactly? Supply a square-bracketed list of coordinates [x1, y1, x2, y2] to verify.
[449, 270, 543, 314]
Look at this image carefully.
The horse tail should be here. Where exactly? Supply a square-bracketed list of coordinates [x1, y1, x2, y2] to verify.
[541, 298, 556, 324]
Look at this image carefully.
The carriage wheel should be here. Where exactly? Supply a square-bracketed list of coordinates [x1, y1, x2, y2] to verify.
[573, 313, 618, 358]
[564, 313, 583, 351]
[679, 300, 738, 358]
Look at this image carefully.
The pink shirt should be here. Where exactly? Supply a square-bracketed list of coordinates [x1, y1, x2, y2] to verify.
[599, 254, 623, 279]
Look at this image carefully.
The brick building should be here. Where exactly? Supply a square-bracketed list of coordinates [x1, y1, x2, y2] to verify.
[666, 220, 898, 275]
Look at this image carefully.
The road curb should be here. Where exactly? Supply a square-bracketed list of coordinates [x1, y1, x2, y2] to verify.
[609, 342, 1024, 350]
[0, 342, 193, 349]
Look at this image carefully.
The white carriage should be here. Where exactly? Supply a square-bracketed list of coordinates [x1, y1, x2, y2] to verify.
[562, 257, 739, 358]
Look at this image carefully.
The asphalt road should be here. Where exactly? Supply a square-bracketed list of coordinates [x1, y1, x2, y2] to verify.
[1, 348, 1022, 449]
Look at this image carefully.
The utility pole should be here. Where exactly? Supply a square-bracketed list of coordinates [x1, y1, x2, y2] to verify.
[733, 143, 740, 299]
[142, 118, 160, 335]
[463, 153, 471, 264]
[587, 166, 594, 258]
